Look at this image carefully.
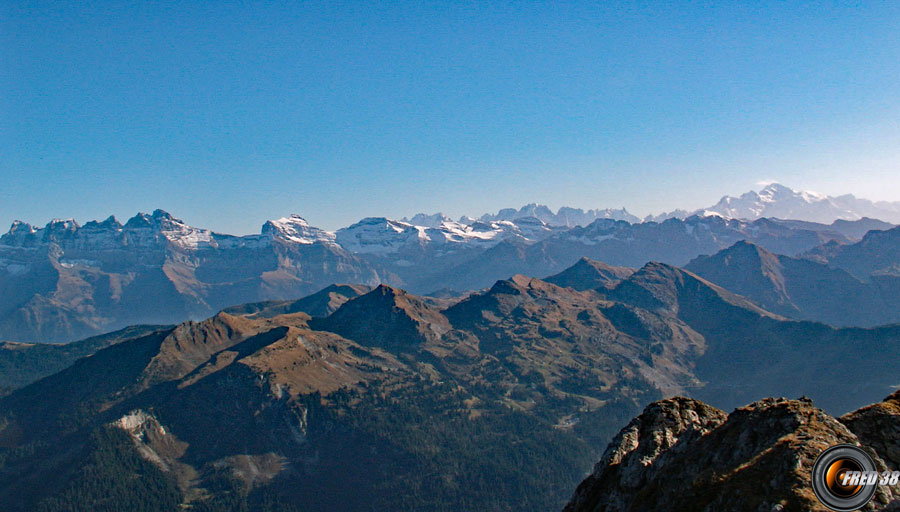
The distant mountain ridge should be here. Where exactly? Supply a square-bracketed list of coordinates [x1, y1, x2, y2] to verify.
[686, 240, 900, 327]
[475, 204, 641, 226]
[804, 224, 900, 280]
[650, 182, 900, 224]
[0, 210, 385, 342]
[1, 184, 897, 342]
[469, 184, 900, 226]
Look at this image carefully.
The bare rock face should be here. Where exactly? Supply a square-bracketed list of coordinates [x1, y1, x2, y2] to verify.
[565, 396, 900, 512]
[841, 390, 900, 470]
[564, 397, 727, 512]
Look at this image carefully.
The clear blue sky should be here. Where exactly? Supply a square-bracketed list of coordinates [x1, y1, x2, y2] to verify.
[3, 1, 899, 233]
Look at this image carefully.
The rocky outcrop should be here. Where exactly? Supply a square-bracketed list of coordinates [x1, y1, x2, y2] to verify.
[841, 390, 900, 471]
[565, 395, 900, 512]
[564, 397, 727, 512]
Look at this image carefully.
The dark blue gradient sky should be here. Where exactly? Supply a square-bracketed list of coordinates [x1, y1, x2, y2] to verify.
[3, 1, 899, 232]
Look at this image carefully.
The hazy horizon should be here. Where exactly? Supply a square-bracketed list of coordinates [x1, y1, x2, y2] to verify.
[2, 181, 898, 235]
[4, 2, 899, 233]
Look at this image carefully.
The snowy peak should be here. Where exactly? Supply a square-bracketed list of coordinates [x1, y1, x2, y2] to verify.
[653, 183, 900, 224]
[757, 182, 825, 203]
[334, 215, 561, 256]
[7, 220, 35, 234]
[82, 216, 123, 231]
[335, 217, 423, 255]
[401, 213, 452, 228]
[122, 209, 186, 226]
[1, 221, 39, 246]
[477, 204, 640, 227]
[557, 206, 639, 226]
[706, 184, 855, 223]
[262, 214, 337, 245]
[0, 210, 215, 251]
[121, 210, 215, 250]
[644, 209, 691, 223]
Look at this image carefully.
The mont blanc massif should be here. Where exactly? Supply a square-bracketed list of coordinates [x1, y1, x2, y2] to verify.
[3, 183, 900, 511]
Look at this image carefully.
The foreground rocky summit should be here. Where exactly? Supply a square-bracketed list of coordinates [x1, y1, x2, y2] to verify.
[565, 393, 900, 512]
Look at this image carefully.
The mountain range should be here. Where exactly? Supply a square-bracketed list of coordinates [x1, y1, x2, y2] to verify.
[685, 239, 900, 327]
[423, 183, 900, 226]
[3, 184, 897, 343]
[4, 255, 900, 509]
[649, 182, 900, 224]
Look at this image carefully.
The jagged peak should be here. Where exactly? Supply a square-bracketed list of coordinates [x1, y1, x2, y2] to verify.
[122, 210, 183, 228]
[372, 283, 405, 297]
[46, 218, 79, 229]
[123, 212, 153, 228]
[401, 212, 452, 228]
[7, 220, 35, 234]
[0, 220, 39, 246]
[478, 204, 640, 227]
[266, 213, 310, 226]
[261, 214, 335, 245]
[81, 215, 123, 230]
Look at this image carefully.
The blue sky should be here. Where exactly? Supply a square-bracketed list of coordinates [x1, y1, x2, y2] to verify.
[3, 1, 899, 233]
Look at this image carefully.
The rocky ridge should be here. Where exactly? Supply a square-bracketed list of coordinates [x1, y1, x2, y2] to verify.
[565, 393, 900, 512]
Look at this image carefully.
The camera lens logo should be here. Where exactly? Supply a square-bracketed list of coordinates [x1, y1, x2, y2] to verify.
[812, 444, 878, 511]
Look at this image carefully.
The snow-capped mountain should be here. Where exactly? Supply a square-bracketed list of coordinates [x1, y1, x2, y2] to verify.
[335, 216, 561, 256]
[643, 209, 692, 223]
[651, 183, 900, 224]
[476, 204, 640, 227]
[0, 210, 220, 252]
[1, 185, 898, 343]
[1, 210, 348, 253]
[260, 214, 337, 245]
[0, 210, 382, 343]
[400, 213, 453, 228]
[335, 217, 429, 255]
